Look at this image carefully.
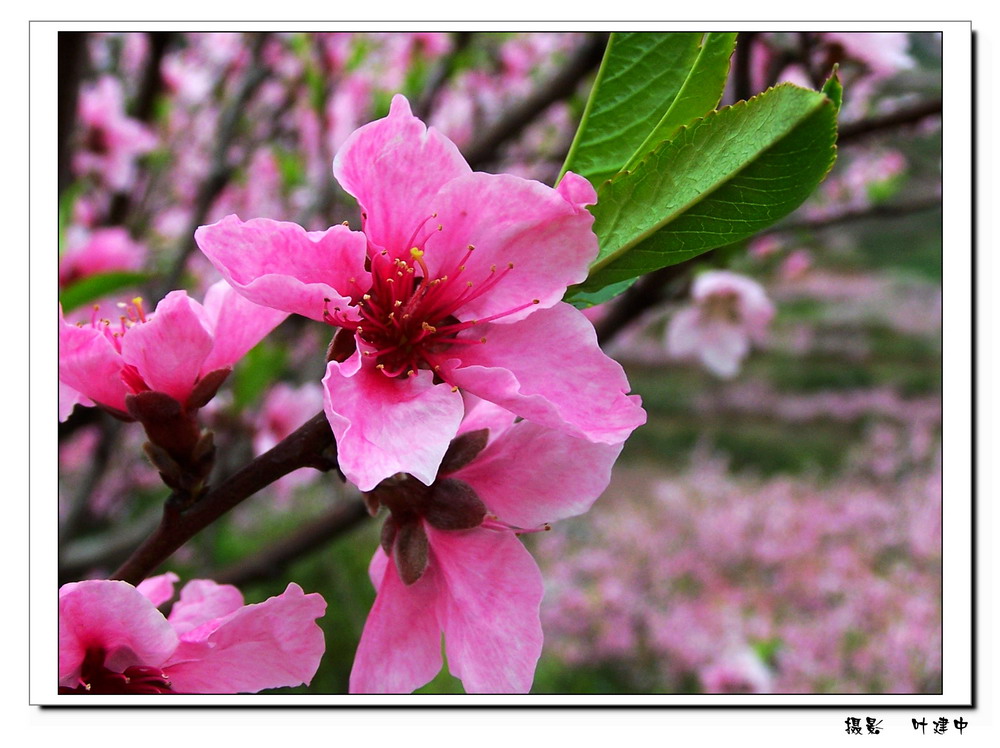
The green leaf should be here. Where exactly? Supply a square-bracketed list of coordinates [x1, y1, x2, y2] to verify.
[59, 272, 149, 313]
[567, 83, 839, 305]
[623, 32, 738, 172]
[559, 32, 737, 187]
[821, 65, 843, 113]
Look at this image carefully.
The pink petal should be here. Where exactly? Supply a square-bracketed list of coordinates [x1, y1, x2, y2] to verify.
[421, 173, 598, 322]
[164, 583, 326, 694]
[698, 322, 749, 379]
[59, 314, 128, 412]
[665, 306, 702, 358]
[428, 525, 543, 693]
[457, 393, 517, 439]
[451, 419, 622, 528]
[444, 303, 645, 445]
[322, 352, 464, 491]
[555, 170, 598, 209]
[167, 579, 245, 637]
[136, 572, 180, 607]
[119, 291, 214, 402]
[350, 549, 444, 694]
[200, 280, 289, 372]
[195, 214, 369, 322]
[59, 380, 93, 422]
[59, 580, 178, 686]
[333, 94, 471, 258]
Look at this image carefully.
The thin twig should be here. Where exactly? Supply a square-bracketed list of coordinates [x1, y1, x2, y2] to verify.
[159, 33, 272, 295]
[214, 501, 369, 587]
[838, 99, 942, 143]
[111, 411, 337, 586]
[412, 32, 472, 121]
[60, 419, 122, 542]
[762, 197, 940, 235]
[58, 32, 89, 199]
[462, 32, 608, 170]
[107, 32, 175, 226]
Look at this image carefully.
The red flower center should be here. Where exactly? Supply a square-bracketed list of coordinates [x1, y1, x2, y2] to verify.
[60, 648, 174, 695]
[323, 223, 537, 379]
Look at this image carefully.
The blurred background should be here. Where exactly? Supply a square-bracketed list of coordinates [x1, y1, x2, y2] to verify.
[57, 31, 942, 695]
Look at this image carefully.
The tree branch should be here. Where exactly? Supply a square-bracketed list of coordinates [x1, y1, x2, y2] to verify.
[763, 196, 940, 235]
[213, 501, 369, 587]
[111, 410, 337, 586]
[462, 32, 607, 170]
[838, 98, 942, 144]
[159, 32, 272, 295]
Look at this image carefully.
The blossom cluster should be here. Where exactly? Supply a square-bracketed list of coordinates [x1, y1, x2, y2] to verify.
[59, 81, 645, 694]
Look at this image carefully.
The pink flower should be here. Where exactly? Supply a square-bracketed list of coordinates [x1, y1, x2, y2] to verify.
[59, 226, 148, 286]
[779, 249, 813, 281]
[350, 399, 623, 693]
[59, 280, 287, 417]
[666, 271, 775, 379]
[73, 76, 158, 191]
[196, 95, 644, 492]
[59, 574, 326, 694]
[699, 647, 774, 693]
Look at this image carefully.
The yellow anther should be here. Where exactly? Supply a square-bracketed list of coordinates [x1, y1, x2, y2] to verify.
[451, 386, 459, 393]
[410, 247, 424, 259]
[467, 244, 475, 251]
[394, 300, 402, 307]
[363, 294, 372, 301]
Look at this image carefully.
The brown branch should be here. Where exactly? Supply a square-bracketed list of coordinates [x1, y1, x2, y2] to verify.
[594, 265, 691, 346]
[763, 197, 941, 235]
[462, 32, 608, 170]
[111, 411, 338, 586]
[214, 501, 369, 587]
[412, 32, 473, 121]
[159, 32, 272, 295]
[58, 32, 89, 199]
[838, 99, 942, 143]
[107, 32, 175, 226]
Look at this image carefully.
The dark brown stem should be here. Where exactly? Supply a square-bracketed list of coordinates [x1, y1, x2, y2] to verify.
[761, 196, 941, 235]
[462, 32, 608, 170]
[731, 32, 755, 105]
[106, 32, 175, 226]
[594, 265, 690, 346]
[58, 32, 88, 199]
[111, 411, 337, 586]
[160, 32, 271, 294]
[412, 32, 472, 120]
[838, 99, 942, 143]
[213, 501, 369, 587]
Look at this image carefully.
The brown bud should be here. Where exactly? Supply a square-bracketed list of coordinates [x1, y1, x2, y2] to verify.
[438, 429, 490, 475]
[423, 478, 487, 531]
[380, 515, 398, 554]
[363, 491, 382, 517]
[125, 390, 182, 423]
[186, 367, 232, 410]
[393, 520, 429, 586]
